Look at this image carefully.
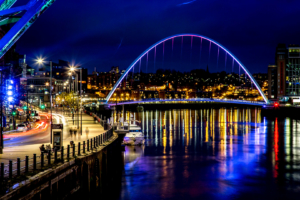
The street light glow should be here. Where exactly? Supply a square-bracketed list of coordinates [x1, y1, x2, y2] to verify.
[36, 58, 44, 64]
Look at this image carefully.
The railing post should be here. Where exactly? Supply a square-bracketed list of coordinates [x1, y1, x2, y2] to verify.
[1, 163, 4, 180]
[48, 152, 51, 165]
[67, 145, 70, 160]
[41, 153, 44, 168]
[101, 134, 103, 144]
[61, 146, 64, 163]
[17, 158, 20, 176]
[54, 148, 58, 163]
[33, 154, 36, 170]
[78, 142, 81, 156]
[72, 144, 75, 157]
[94, 137, 96, 148]
[87, 140, 89, 151]
[25, 156, 29, 173]
[9, 160, 12, 179]
[91, 139, 93, 151]
[83, 141, 86, 154]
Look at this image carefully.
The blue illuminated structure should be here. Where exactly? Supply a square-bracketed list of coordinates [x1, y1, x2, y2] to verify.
[105, 34, 269, 104]
[0, 0, 56, 59]
[5, 78, 14, 102]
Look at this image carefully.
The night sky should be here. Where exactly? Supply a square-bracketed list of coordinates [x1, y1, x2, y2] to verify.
[14, 0, 300, 74]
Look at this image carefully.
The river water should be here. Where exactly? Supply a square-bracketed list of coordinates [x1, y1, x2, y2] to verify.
[112, 107, 300, 200]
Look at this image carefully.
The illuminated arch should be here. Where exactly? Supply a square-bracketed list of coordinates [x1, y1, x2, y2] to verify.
[105, 34, 268, 104]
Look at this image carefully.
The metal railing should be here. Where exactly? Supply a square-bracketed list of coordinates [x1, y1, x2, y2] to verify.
[0, 125, 114, 180]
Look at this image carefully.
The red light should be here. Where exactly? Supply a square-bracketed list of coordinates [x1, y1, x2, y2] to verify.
[274, 102, 279, 107]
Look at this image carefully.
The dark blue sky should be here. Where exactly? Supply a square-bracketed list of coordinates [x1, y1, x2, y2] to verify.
[15, 0, 300, 74]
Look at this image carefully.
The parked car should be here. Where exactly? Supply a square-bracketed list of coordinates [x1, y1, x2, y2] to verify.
[17, 124, 28, 132]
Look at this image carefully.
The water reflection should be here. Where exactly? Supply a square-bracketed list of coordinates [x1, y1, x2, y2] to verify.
[114, 107, 300, 200]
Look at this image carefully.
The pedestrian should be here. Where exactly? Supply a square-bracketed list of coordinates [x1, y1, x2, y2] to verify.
[86, 127, 89, 139]
[40, 144, 45, 153]
[69, 129, 73, 138]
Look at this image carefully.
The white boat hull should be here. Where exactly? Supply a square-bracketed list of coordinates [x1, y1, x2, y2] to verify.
[123, 136, 145, 145]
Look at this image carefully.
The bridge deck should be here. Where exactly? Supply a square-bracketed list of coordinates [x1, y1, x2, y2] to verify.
[106, 98, 265, 107]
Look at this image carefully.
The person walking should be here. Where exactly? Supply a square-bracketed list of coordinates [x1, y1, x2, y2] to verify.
[85, 127, 89, 139]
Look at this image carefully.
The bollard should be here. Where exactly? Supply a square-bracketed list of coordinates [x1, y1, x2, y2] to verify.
[83, 141, 86, 154]
[72, 144, 75, 157]
[78, 142, 81, 156]
[94, 137, 96, 148]
[67, 145, 70, 160]
[55, 149, 58, 163]
[91, 139, 93, 151]
[101, 134, 103, 144]
[9, 160, 12, 179]
[87, 140, 89, 151]
[33, 154, 36, 170]
[41, 152, 44, 168]
[17, 158, 20, 176]
[61, 146, 64, 162]
[25, 156, 29, 173]
[1, 163, 4, 180]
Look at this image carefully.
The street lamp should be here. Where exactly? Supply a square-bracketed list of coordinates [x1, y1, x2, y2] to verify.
[68, 66, 83, 135]
[36, 58, 53, 144]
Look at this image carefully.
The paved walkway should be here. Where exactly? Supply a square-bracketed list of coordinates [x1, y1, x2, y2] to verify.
[0, 112, 106, 165]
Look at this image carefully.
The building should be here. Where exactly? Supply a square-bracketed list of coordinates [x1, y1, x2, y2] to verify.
[268, 44, 300, 102]
[21, 59, 88, 107]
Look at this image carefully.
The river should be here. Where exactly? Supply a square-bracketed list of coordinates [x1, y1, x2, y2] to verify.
[110, 107, 300, 200]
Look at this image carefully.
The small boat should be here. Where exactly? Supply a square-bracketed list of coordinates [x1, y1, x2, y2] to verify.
[123, 121, 145, 146]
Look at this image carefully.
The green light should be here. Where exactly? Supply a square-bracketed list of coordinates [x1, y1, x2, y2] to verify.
[41, 105, 45, 109]
[12, 111, 16, 116]
[31, 113, 35, 116]
[23, 106, 27, 110]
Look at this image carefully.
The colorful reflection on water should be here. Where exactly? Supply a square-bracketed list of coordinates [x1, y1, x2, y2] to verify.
[113, 107, 300, 200]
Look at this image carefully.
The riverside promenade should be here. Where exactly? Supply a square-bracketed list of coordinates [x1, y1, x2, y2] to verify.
[0, 111, 106, 174]
[0, 109, 120, 199]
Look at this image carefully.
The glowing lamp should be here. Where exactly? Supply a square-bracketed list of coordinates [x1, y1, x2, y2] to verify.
[7, 91, 13, 96]
[8, 85, 12, 90]
[8, 97, 13, 102]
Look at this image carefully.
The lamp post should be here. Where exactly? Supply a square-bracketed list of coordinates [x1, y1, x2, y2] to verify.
[69, 67, 82, 135]
[37, 58, 53, 144]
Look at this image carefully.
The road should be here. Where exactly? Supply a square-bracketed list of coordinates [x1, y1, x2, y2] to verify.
[0, 112, 106, 166]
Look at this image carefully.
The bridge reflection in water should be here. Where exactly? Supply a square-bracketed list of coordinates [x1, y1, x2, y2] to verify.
[110, 107, 300, 200]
